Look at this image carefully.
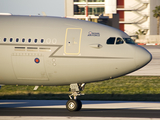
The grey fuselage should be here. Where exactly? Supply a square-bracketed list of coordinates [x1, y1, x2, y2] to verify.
[0, 15, 152, 86]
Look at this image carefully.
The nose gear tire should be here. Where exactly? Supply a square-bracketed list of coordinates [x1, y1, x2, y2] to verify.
[66, 99, 82, 111]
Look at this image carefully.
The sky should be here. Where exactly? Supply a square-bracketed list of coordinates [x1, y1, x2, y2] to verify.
[0, 0, 65, 17]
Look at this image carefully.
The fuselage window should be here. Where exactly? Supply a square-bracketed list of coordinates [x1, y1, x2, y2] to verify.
[16, 38, 19, 42]
[22, 38, 25, 42]
[28, 39, 31, 43]
[10, 38, 13, 42]
[4, 38, 7, 42]
[116, 37, 124, 44]
[106, 37, 115, 44]
[41, 39, 44, 43]
[35, 39, 37, 43]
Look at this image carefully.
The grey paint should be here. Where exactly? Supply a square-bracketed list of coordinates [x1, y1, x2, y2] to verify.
[0, 15, 152, 86]
[129, 45, 160, 76]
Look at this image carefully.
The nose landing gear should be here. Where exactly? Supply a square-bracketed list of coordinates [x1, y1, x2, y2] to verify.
[66, 83, 85, 111]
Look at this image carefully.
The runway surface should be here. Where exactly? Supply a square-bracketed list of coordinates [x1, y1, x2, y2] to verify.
[1, 100, 160, 120]
[129, 45, 160, 76]
[1, 108, 160, 118]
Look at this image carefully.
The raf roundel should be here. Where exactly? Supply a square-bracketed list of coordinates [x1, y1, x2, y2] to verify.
[34, 58, 40, 64]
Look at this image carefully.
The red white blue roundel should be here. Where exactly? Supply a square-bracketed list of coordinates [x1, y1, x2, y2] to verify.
[35, 58, 40, 63]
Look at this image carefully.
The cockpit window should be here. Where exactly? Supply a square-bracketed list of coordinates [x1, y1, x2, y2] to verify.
[116, 37, 124, 44]
[106, 37, 115, 44]
[123, 38, 135, 44]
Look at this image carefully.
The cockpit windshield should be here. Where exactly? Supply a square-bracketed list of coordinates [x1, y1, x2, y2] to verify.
[123, 38, 135, 44]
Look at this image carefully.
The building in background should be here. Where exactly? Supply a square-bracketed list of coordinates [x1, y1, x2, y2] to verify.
[118, 0, 160, 36]
[65, 0, 119, 30]
[1, 0, 159, 36]
[65, 0, 160, 36]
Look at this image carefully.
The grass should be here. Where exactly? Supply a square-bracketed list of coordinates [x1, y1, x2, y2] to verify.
[84, 76, 160, 94]
[1, 76, 160, 101]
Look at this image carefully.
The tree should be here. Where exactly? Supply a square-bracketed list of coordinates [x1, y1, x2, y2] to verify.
[152, 6, 160, 35]
[136, 29, 147, 35]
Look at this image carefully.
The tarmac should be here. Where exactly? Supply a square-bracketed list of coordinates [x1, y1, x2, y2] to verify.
[1, 100, 160, 120]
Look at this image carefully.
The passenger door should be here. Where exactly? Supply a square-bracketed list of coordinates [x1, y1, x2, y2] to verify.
[64, 28, 82, 55]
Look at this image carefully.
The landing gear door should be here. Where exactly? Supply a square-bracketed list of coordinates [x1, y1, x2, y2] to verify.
[64, 28, 82, 55]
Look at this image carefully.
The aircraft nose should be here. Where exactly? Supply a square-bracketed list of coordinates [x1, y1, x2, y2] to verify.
[135, 46, 152, 69]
